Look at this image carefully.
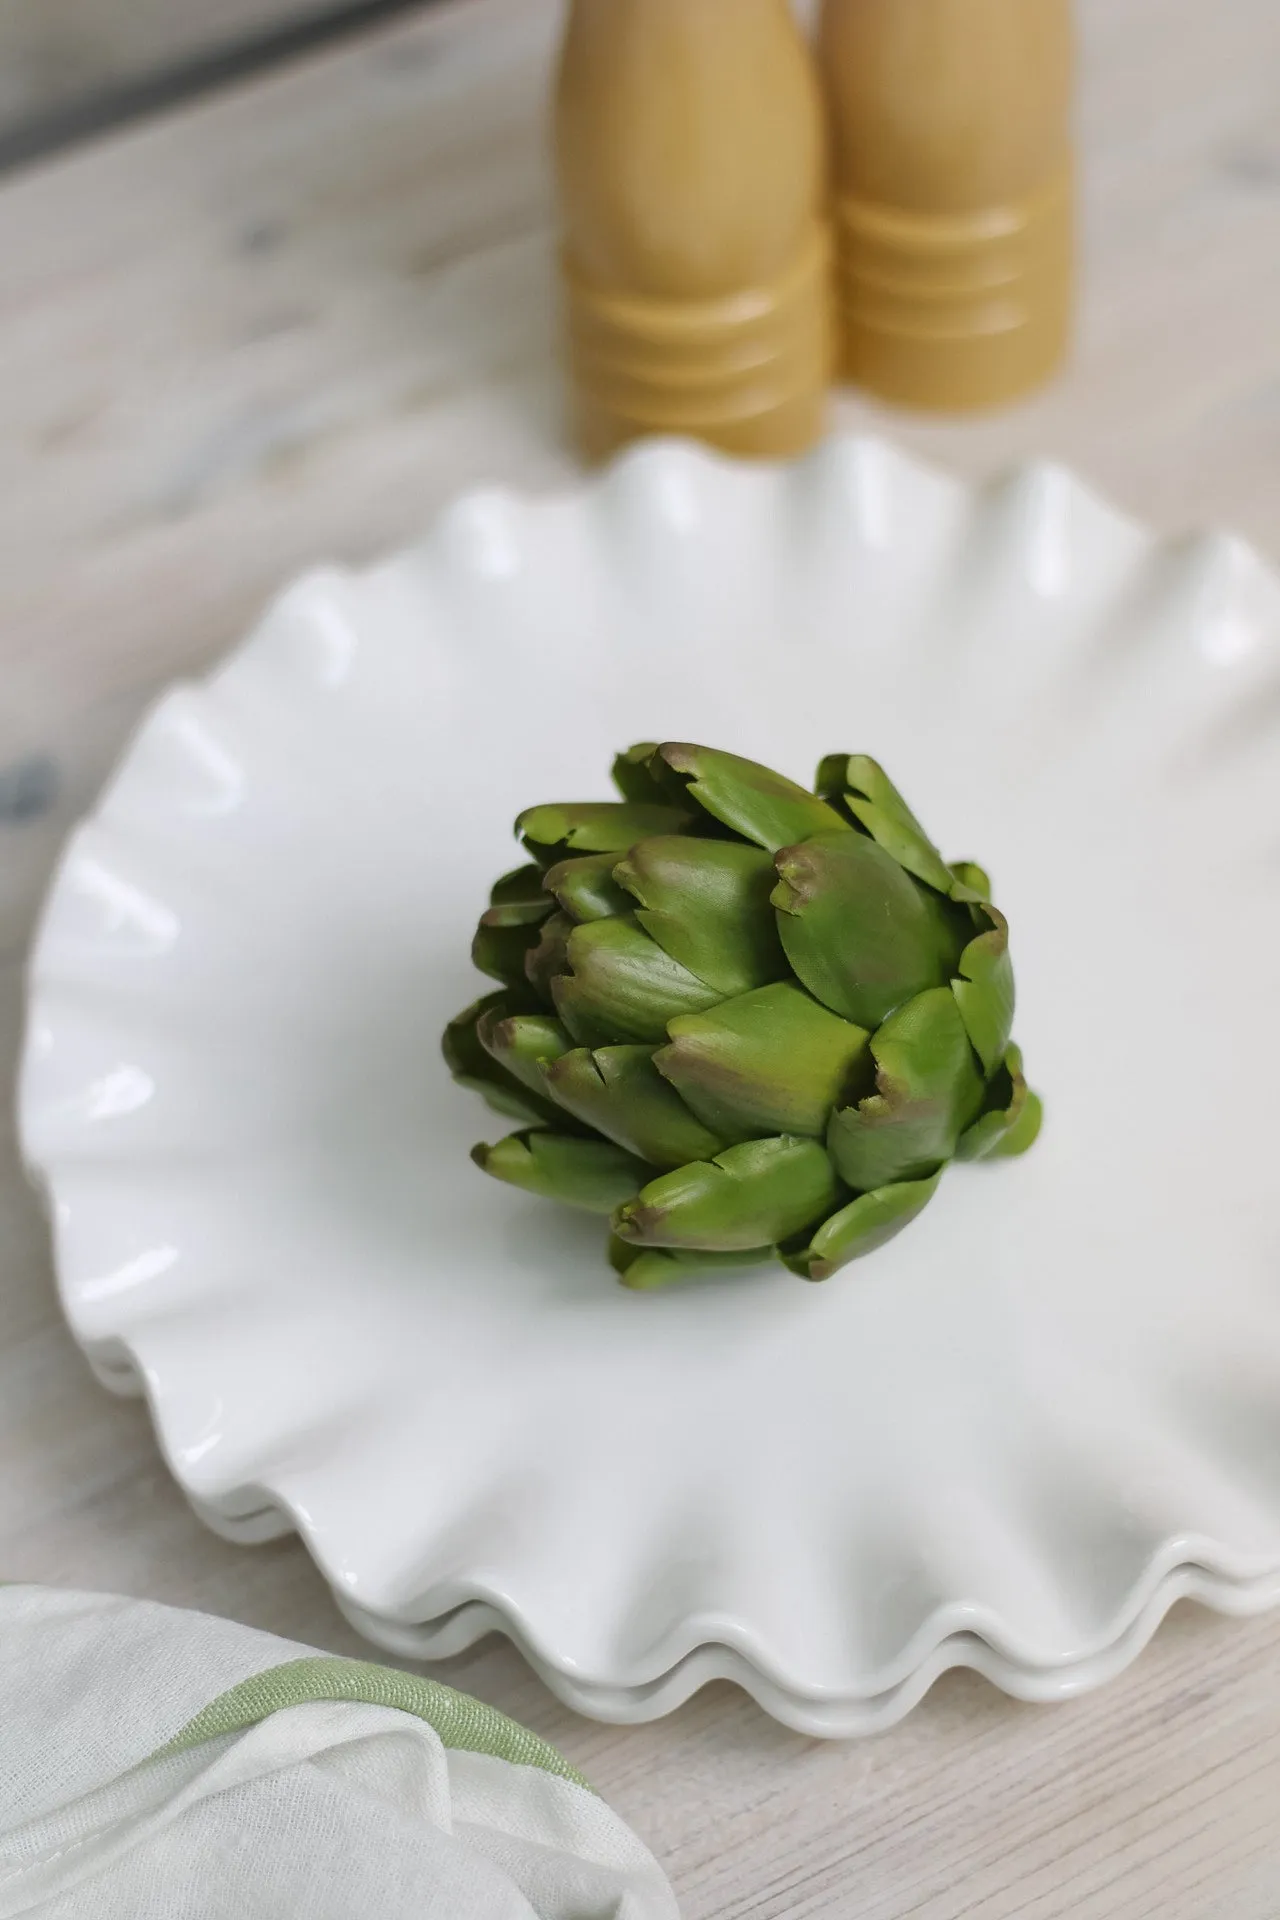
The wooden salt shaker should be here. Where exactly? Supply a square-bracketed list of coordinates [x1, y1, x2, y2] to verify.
[555, 0, 833, 460]
[819, 0, 1074, 411]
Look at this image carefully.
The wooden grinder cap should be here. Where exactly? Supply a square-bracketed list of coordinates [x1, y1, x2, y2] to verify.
[820, 0, 1075, 411]
[556, 0, 834, 459]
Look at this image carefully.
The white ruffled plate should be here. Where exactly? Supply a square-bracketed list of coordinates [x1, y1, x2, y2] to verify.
[20, 435, 1280, 1734]
[331, 1560, 1280, 1737]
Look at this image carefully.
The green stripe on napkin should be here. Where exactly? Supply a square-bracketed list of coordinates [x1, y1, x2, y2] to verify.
[157, 1655, 590, 1788]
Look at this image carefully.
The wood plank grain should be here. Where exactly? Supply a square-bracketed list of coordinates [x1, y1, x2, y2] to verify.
[2, 1, 1280, 1913]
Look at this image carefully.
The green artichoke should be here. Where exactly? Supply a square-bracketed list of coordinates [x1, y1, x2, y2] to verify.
[444, 743, 1040, 1287]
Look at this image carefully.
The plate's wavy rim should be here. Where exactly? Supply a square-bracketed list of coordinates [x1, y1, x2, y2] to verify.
[19, 432, 1280, 1728]
[335, 1560, 1280, 1736]
[52, 1327, 1280, 1711]
[21, 1317, 1280, 1736]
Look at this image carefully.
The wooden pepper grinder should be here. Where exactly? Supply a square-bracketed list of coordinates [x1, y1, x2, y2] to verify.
[555, 0, 833, 460]
[819, 0, 1074, 411]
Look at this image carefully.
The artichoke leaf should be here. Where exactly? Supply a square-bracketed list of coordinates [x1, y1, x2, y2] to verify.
[781, 1170, 943, 1281]
[524, 910, 576, 1001]
[614, 834, 786, 995]
[540, 1044, 725, 1168]
[473, 908, 550, 990]
[654, 742, 849, 852]
[519, 800, 695, 865]
[488, 863, 550, 908]
[656, 981, 870, 1140]
[472, 1130, 651, 1214]
[610, 1237, 776, 1291]
[772, 831, 957, 1027]
[443, 994, 561, 1128]
[611, 742, 672, 805]
[612, 1134, 840, 1252]
[543, 853, 632, 923]
[847, 798, 957, 897]
[815, 753, 920, 822]
[951, 906, 1015, 1075]
[477, 897, 552, 931]
[995, 1087, 1043, 1157]
[477, 1007, 573, 1097]
[948, 860, 992, 903]
[827, 987, 985, 1191]
[817, 753, 956, 895]
[552, 914, 722, 1045]
[956, 1042, 1043, 1160]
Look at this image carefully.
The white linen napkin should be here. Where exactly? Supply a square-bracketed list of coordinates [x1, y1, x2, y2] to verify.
[0, 1586, 678, 1919]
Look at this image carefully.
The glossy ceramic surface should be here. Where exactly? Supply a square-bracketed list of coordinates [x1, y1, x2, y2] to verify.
[20, 436, 1280, 1732]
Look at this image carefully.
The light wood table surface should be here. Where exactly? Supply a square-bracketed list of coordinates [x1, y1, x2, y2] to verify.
[4, 2, 1280, 1913]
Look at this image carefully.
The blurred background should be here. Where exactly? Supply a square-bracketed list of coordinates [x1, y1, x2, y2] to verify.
[0, 0, 416, 164]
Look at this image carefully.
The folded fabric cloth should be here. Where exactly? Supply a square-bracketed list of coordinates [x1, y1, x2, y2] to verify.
[0, 1587, 678, 1919]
